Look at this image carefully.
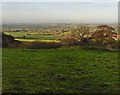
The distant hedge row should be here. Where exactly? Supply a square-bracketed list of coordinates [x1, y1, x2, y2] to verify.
[19, 41, 63, 49]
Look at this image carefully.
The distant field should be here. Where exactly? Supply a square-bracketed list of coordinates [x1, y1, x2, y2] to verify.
[15, 38, 60, 42]
[4, 32, 27, 37]
[4, 32, 60, 42]
[2, 47, 119, 93]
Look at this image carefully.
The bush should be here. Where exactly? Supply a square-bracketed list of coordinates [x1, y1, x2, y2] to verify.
[60, 37, 80, 46]
[79, 37, 92, 46]
[108, 40, 118, 50]
[23, 36, 26, 38]
[2, 33, 21, 48]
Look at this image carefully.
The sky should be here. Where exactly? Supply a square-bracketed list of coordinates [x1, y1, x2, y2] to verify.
[1, 0, 119, 24]
[1, 0, 120, 2]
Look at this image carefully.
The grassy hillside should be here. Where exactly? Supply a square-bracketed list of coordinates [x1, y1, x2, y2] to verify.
[2, 47, 119, 93]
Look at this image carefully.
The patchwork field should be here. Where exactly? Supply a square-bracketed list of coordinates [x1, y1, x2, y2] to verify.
[2, 47, 119, 93]
[4, 32, 61, 42]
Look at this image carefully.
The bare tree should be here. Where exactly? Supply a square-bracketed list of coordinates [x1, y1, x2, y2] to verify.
[72, 25, 90, 39]
[71, 25, 91, 45]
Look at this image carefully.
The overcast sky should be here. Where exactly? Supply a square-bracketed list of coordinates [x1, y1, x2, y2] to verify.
[2, 0, 120, 2]
[2, 0, 118, 24]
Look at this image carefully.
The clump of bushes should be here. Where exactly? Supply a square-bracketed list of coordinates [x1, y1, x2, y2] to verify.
[60, 37, 80, 46]
[70, 25, 118, 50]
[60, 34, 80, 46]
[79, 37, 92, 46]
[2, 33, 21, 48]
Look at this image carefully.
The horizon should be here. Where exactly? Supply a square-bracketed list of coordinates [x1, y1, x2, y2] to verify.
[2, 22, 118, 25]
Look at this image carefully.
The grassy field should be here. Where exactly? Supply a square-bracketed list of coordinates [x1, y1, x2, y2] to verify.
[4, 32, 27, 37]
[2, 47, 119, 93]
[4, 32, 60, 42]
[15, 38, 60, 42]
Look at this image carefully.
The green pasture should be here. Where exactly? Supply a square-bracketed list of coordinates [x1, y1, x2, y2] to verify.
[2, 47, 119, 93]
[15, 38, 60, 42]
[4, 32, 60, 42]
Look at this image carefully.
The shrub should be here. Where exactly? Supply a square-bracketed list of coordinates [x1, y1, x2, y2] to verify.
[79, 37, 92, 46]
[60, 37, 80, 46]
[2, 33, 21, 48]
[23, 36, 26, 38]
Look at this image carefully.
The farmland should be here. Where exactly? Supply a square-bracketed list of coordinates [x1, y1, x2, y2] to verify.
[4, 31, 61, 42]
[2, 23, 119, 93]
[3, 24, 74, 42]
[2, 47, 119, 93]
[2, 1, 119, 94]
[3, 23, 118, 43]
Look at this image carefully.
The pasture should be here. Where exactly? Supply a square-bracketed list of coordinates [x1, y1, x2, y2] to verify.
[2, 47, 119, 93]
[4, 32, 61, 42]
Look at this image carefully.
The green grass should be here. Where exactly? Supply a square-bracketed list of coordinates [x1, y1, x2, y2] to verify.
[15, 38, 60, 42]
[25, 34, 58, 40]
[2, 47, 119, 93]
[5, 32, 27, 37]
[4, 32, 60, 41]
[63, 31, 72, 35]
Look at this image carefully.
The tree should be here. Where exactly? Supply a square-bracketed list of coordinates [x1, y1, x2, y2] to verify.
[91, 25, 117, 47]
[71, 25, 91, 45]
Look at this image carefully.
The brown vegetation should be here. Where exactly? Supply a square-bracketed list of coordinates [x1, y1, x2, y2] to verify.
[71, 25, 118, 49]
[91, 25, 117, 48]
[19, 41, 63, 49]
